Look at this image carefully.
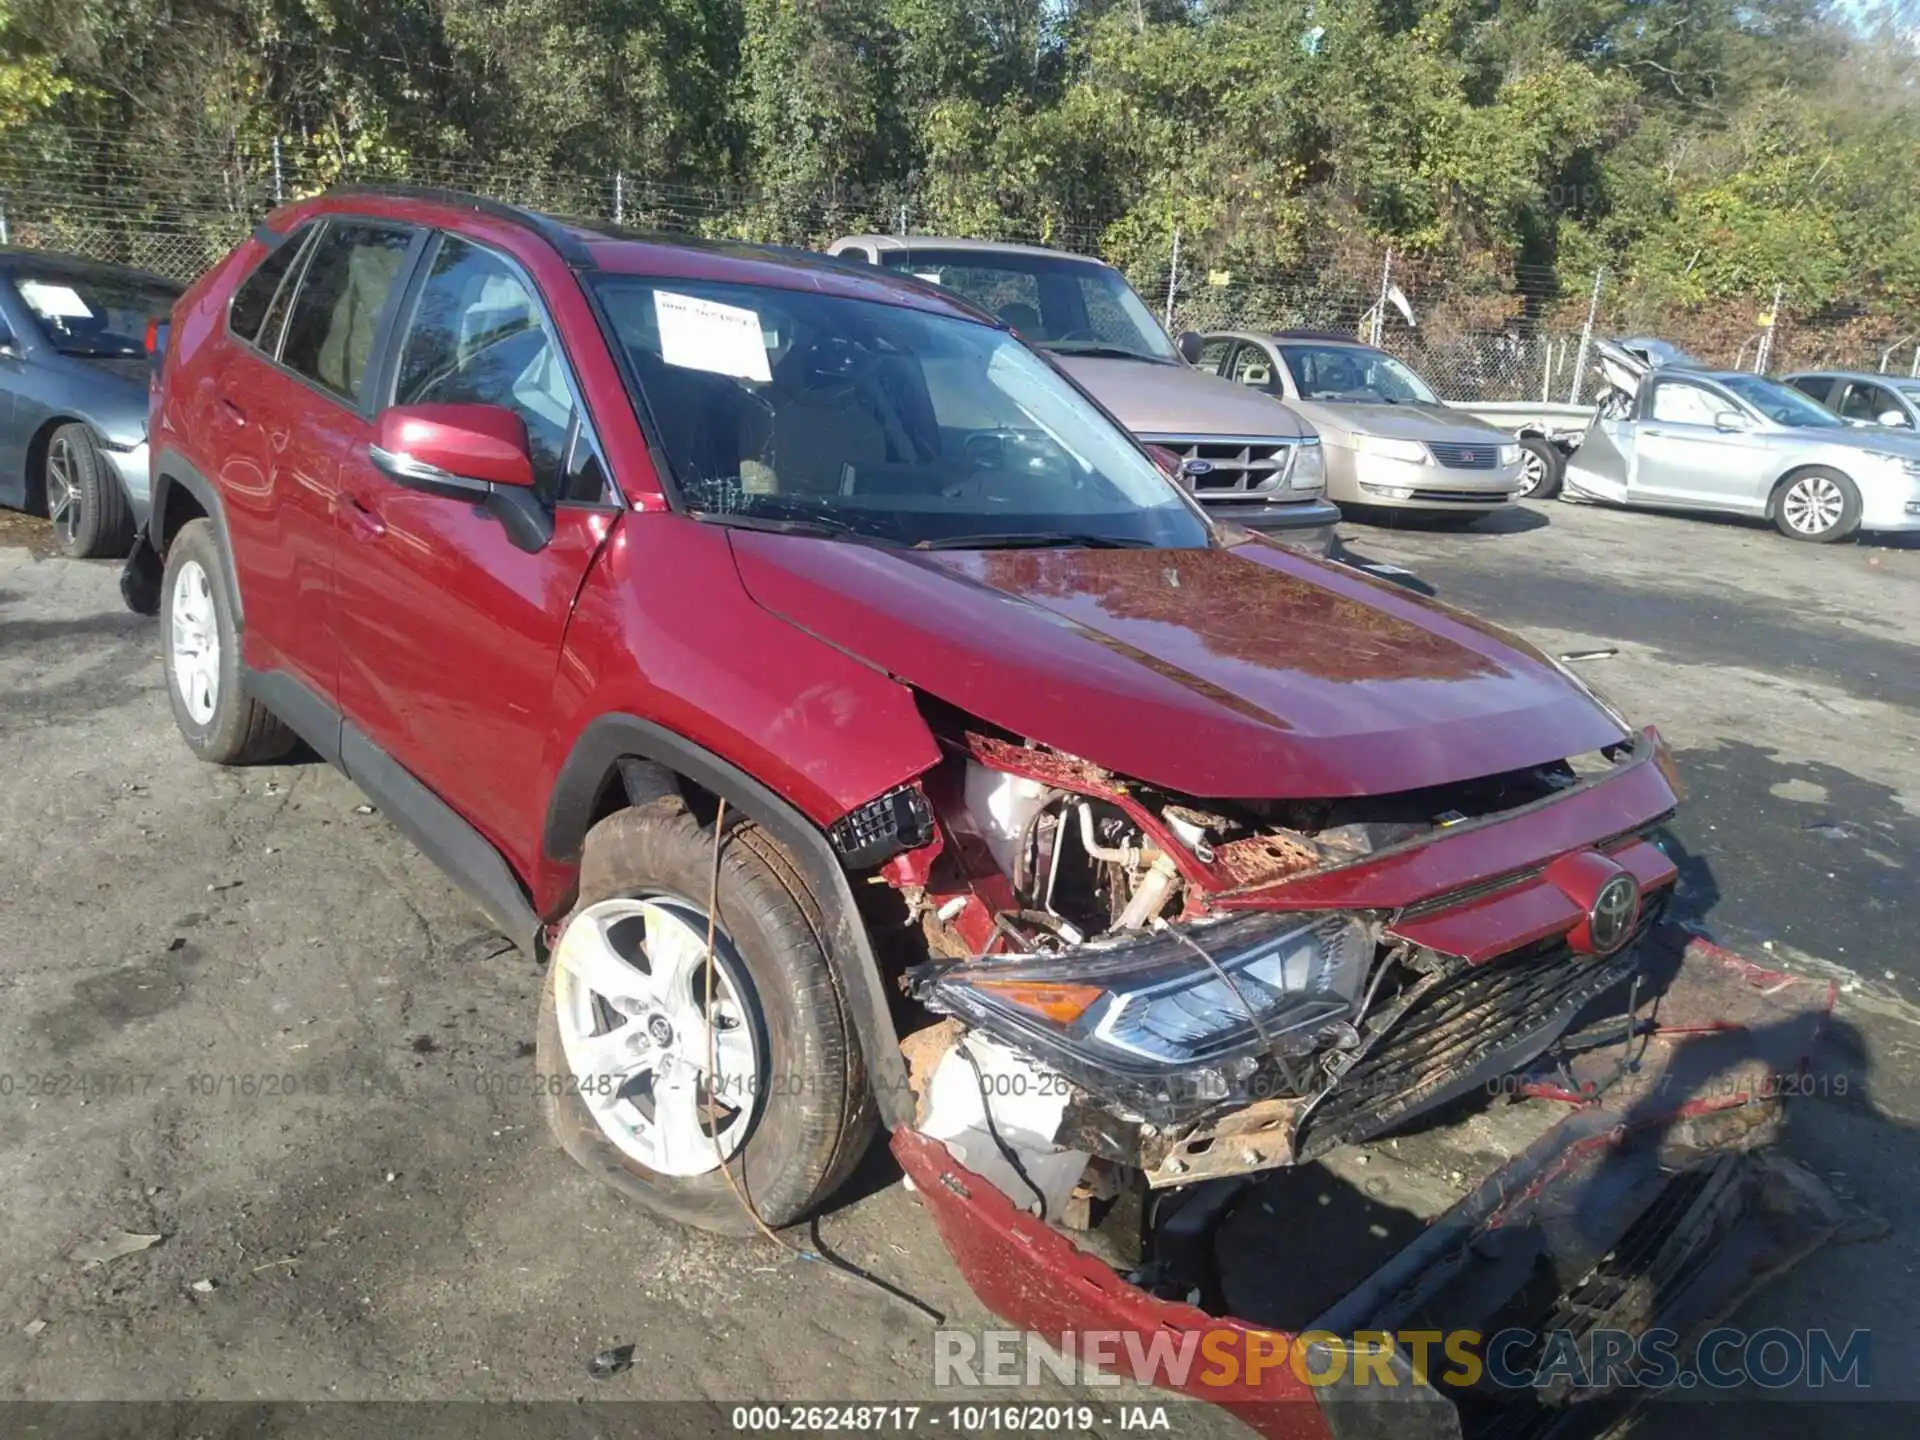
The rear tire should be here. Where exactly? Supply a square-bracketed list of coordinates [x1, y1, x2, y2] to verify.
[45, 424, 134, 559]
[1515, 438, 1564, 500]
[1772, 468, 1861, 544]
[538, 804, 876, 1235]
[161, 519, 297, 764]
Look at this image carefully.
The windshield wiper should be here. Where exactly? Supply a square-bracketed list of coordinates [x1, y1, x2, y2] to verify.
[914, 531, 1156, 551]
[63, 346, 145, 358]
[688, 510, 901, 547]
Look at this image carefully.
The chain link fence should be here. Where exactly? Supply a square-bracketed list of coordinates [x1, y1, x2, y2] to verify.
[4, 132, 1914, 401]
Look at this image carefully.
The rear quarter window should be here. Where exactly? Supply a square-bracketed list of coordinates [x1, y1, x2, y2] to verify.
[228, 225, 315, 346]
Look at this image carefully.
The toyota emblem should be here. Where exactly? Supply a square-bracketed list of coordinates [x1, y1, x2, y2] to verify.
[1588, 874, 1639, 954]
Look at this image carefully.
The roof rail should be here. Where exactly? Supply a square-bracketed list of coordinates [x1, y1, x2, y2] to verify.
[319, 184, 596, 269]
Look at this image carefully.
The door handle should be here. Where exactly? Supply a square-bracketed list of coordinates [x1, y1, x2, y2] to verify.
[1641, 428, 1665, 438]
[217, 397, 247, 427]
[342, 493, 386, 540]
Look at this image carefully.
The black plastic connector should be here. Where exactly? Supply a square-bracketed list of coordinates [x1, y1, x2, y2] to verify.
[828, 786, 935, 869]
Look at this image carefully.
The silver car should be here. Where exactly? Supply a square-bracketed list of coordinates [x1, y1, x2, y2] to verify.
[0, 249, 180, 557]
[1568, 343, 1920, 542]
[1196, 330, 1525, 528]
[825, 235, 1340, 549]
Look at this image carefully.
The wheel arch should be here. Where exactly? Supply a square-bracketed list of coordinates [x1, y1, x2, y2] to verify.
[150, 448, 244, 630]
[544, 714, 913, 1129]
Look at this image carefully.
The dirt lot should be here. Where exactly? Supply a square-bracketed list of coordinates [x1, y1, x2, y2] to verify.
[1, 497, 1916, 1436]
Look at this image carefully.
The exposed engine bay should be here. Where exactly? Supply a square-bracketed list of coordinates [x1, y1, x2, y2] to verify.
[849, 724, 1843, 1438]
[851, 713, 1675, 1224]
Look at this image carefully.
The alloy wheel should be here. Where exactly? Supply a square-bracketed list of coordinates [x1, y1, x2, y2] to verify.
[1782, 474, 1845, 536]
[552, 896, 765, 1176]
[1517, 448, 1547, 497]
[46, 434, 82, 548]
[169, 560, 220, 725]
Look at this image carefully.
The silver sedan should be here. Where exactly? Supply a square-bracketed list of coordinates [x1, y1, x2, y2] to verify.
[1566, 355, 1920, 543]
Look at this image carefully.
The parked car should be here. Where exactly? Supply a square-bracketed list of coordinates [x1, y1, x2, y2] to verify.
[0, 249, 182, 556]
[131, 187, 1834, 1436]
[1194, 330, 1526, 524]
[1784, 369, 1920, 430]
[825, 235, 1339, 549]
[1567, 339, 1920, 542]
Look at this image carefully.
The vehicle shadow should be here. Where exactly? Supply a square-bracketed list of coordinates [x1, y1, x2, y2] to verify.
[1346, 503, 1551, 537]
[1559, 498, 1920, 551]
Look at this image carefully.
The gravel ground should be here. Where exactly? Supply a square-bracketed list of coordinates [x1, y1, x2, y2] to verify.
[0, 497, 1915, 1436]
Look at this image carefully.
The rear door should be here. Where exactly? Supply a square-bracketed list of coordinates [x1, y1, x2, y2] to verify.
[1629, 376, 1774, 511]
[206, 218, 419, 702]
[331, 232, 617, 873]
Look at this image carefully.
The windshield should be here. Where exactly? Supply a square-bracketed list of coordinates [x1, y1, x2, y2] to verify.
[877, 249, 1179, 364]
[1279, 344, 1439, 404]
[10, 270, 179, 357]
[590, 276, 1210, 549]
[1717, 374, 1846, 428]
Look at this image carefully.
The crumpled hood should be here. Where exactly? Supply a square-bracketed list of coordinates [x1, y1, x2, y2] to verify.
[728, 534, 1629, 799]
[1052, 355, 1311, 440]
[1294, 400, 1511, 446]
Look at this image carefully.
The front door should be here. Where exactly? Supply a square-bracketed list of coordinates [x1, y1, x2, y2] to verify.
[1630, 376, 1774, 511]
[331, 232, 615, 876]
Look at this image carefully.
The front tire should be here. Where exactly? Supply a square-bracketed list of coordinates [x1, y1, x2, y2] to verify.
[538, 804, 875, 1235]
[162, 519, 297, 764]
[1773, 468, 1861, 543]
[45, 423, 134, 559]
[1516, 438, 1565, 500]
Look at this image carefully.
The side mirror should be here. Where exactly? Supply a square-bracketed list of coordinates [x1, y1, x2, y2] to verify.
[1176, 331, 1205, 365]
[1713, 410, 1751, 432]
[1878, 410, 1910, 428]
[370, 404, 551, 552]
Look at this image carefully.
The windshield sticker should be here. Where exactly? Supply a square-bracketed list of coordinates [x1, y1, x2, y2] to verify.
[18, 281, 93, 319]
[653, 291, 772, 383]
[913, 272, 943, 285]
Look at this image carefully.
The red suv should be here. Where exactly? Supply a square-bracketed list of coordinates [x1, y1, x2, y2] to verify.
[129, 188, 1834, 1434]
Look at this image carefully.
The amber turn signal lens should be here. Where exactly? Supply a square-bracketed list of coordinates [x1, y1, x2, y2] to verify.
[973, 979, 1105, 1025]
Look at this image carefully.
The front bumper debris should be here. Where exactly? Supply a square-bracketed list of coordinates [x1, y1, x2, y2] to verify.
[896, 928, 1844, 1440]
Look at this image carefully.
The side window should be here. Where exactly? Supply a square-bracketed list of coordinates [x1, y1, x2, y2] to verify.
[228, 224, 314, 346]
[392, 234, 589, 503]
[1194, 339, 1235, 375]
[1839, 382, 1905, 425]
[280, 221, 415, 402]
[1649, 381, 1723, 426]
[1228, 344, 1275, 389]
[1786, 376, 1833, 405]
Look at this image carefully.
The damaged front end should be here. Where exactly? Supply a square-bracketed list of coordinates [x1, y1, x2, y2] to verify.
[867, 718, 1842, 1437]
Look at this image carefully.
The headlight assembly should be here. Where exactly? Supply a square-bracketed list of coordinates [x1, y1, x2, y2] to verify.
[911, 912, 1375, 1122]
[1354, 434, 1429, 464]
[1499, 443, 1522, 466]
[1866, 451, 1920, 478]
[1290, 438, 1326, 490]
